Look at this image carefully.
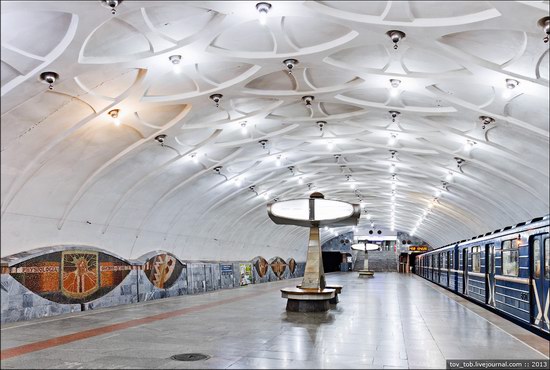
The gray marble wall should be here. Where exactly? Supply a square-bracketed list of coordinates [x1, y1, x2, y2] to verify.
[1, 274, 80, 324]
[1, 258, 305, 324]
[321, 232, 354, 253]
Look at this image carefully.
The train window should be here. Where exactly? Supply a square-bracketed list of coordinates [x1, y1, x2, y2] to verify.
[545, 238, 549, 279]
[450, 251, 454, 269]
[472, 246, 481, 272]
[533, 239, 541, 279]
[442, 253, 447, 269]
[502, 240, 518, 277]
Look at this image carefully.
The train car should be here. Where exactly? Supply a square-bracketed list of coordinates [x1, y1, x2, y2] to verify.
[416, 215, 549, 335]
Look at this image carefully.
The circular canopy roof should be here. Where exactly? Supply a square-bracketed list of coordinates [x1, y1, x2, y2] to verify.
[1, 1, 548, 261]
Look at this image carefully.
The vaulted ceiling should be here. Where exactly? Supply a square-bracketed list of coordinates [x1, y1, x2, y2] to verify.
[1, 1, 549, 261]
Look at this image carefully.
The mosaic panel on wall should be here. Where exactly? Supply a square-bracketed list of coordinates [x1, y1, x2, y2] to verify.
[143, 253, 185, 289]
[9, 250, 132, 304]
[287, 258, 296, 274]
[270, 257, 286, 278]
[253, 256, 269, 277]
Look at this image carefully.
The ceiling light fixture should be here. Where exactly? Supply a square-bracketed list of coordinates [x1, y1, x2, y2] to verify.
[169, 55, 182, 73]
[455, 157, 465, 169]
[283, 58, 298, 74]
[108, 109, 120, 126]
[259, 139, 268, 149]
[388, 133, 397, 146]
[240, 121, 248, 135]
[445, 172, 453, 182]
[249, 185, 258, 195]
[154, 134, 166, 145]
[263, 192, 270, 200]
[538, 16, 550, 43]
[302, 95, 314, 107]
[256, 2, 272, 26]
[464, 140, 475, 152]
[479, 115, 495, 130]
[503, 78, 519, 99]
[209, 93, 223, 108]
[327, 141, 334, 150]
[276, 155, 282, 167]
[386, 30, 406, 49]
[298, 177, 304, 185]
[190, 152, 198, 163]
[317, 120, 326, 132]
[288, 166, 295, 175]
[389, 150, 397, 160]
[389, 163, 396, 174]
[389, 79, 401, 97]
[39, 71, 59, 90]
[101, 0, 122, 15]
[389, 110, 401, 123]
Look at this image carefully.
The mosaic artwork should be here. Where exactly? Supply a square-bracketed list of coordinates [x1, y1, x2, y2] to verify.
[270, 257, 287, 278]
[253, 256, 269, 278]
[287, 258, 296, 274]
[9, 250, 132, 304]
[143, 253, 184, 289]
[62, 251, 99, 298]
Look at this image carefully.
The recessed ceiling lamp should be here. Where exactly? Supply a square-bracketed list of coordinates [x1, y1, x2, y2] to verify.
[209, 94, 223, 108]
[389, 110, 401, 123]
[538, 16, 550, 43]
[479, 115, 495, 130]
[298, 177, 304, 185]
[101, 0, 122, 15]
[275, 155, 282, 166]
[256, 2, 272, 26]
[389, 163, 396, 174]
[455, 157, 465, 169]
[190, 152, 198, 163]
[302, 95, 314, 107]
[366, 213, 371, 220]
[39, 71, 59, 90]
[234, 177, 242, 187]
[327, 141, 334, 150]
[169, 55, 182, 73]
[389, 79, 401, 97]
[263, 191, 270, 200]
[283, 58, 298, 74]
[386, 30, 406, 50]
[389, 150, 398, 160]
[240, 121, 248, 135]
[435, 189, 442, 197]
[371, 222, 375, 228]
[445, 172, 453, 182]
[108, 109, 120, 126]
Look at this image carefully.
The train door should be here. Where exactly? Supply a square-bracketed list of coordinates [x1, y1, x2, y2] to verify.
[446, 251, 450, 287]
[530, 234, 549, 332]
[485, 243, 495, 307]
[463, 248, 468, 294]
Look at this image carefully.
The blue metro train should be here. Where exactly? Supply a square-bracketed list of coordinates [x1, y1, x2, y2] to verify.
[416, 215, 549, 336]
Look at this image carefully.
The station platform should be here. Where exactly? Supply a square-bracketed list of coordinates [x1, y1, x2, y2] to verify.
[1, 272, 548, 369]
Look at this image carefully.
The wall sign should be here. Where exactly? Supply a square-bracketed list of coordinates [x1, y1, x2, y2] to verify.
[409, 245, 429, 252]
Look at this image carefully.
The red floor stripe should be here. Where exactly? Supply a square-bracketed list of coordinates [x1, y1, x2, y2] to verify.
[1, 286, 282, 360]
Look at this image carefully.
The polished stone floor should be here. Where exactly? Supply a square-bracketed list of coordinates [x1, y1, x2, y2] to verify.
[1, 272, 548, 369]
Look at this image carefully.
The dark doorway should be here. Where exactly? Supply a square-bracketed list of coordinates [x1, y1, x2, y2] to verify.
[322, 252, 342, 273]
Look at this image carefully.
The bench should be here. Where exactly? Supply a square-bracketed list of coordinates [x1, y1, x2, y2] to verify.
[358, 270, 375, 278]
[296, 284, 343, 304]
